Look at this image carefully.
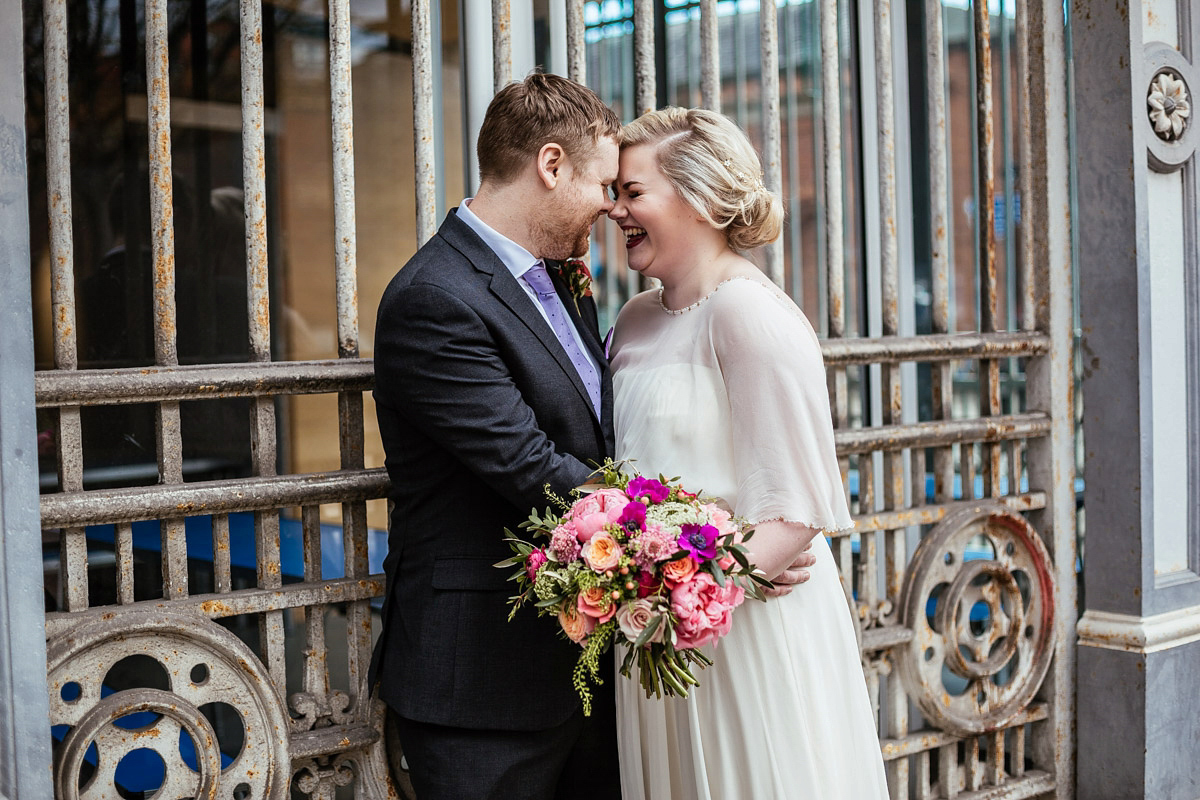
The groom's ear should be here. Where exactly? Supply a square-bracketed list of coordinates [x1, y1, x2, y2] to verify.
[536, 142, 567, 190]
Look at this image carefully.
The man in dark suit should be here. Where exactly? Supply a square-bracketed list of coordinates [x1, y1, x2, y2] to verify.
[371, 74, 623, 800]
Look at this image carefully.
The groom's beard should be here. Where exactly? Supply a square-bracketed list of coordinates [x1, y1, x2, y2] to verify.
[534, 185, 596, 261]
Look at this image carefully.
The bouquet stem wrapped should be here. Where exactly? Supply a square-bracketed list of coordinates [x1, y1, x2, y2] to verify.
[497, 461, 773, 715]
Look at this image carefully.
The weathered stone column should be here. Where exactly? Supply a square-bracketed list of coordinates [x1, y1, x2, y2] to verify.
[1074, 0, 1200, 796]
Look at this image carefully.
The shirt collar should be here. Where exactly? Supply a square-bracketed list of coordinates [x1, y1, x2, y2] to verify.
[457, 198, 540, 280]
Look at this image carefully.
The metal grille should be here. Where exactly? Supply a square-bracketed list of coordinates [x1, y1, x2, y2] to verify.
[30, 0, 1075, 797]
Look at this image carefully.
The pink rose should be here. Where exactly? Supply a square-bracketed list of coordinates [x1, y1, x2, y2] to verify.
[577, 586, 617, 623]
[616, 598, 664, 644]
[525, 548, 548, 581]
[569, 489, 629, 540]
[670, 572, 745, 650]
[702, 503, 738, 538]
[581, 531, 623, 572]
[559, 604, 597, 644]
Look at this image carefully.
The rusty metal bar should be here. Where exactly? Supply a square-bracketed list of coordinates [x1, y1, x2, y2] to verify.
[35, 359, 375, 407]
[44, 0, 76, 373]
[1012, 725, 1026, 777]
[1023, 0, 1076, 785]
[212, 513, 232, 594]
[916, 750, 932, 800]
[987, 730, 1005, 785]
[329, 0, 359, 360]
[240, 0, 270, 359]
[965, 736, 983, 791]
[925, 0, 955, 510]
[145, 0, 188, 601]
[860, 623, 914, 651]
[289, 723, 380, 760]
[634, 0, 656, 115]
[834, 412, 1050, 455]
[849, 492, 1045, 537]
[940, 743, 959, 798]
[820, 0, 844, 340]
[760, 0, 783, 284]
[300, 505, 330, 726]
[40, 468, 389, 532]
[492, 0, 512, 90]
[43, 576, 385, 639]
[1015, 0, 1034, 332]
[116, 522, 134, 605]
[566, 0, 586, 83]
[413, 0, 438, 246]
[700, 0, 719, 111]
[880, 705, 1048, 760]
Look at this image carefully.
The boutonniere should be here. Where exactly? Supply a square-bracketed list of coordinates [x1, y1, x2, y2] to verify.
[552, 258, 594, 311]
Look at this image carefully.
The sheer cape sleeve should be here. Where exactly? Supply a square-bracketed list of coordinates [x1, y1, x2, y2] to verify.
[709, 279, 854, 532]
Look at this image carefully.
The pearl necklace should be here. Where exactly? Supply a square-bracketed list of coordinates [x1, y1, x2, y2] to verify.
[657, 276, 753, 315]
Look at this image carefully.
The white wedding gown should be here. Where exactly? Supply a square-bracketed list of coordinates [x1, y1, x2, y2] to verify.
[611, 276, 889, 800]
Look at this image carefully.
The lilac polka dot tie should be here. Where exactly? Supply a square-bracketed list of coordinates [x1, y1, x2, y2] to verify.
[524, 262, 601, 417]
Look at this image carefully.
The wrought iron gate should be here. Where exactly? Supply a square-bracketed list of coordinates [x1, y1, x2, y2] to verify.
[20, 0, 1076, 796]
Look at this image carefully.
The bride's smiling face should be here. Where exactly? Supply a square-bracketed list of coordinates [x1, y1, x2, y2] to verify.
[608, 143, 711, 282]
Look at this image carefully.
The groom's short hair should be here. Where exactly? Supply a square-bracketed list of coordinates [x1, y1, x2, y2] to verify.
[477, 73, 621, 185]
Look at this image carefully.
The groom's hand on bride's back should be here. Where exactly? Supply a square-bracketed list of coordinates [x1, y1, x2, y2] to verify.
[763, 543, 817, 596]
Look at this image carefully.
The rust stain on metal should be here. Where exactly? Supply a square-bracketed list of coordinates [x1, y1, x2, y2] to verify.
[200, 600, 232, 614]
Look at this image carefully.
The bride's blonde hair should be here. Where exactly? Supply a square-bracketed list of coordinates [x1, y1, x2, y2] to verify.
[619, 107, 783, 252]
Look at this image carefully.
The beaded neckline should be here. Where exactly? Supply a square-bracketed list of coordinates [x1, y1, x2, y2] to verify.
[657, 276, 758, 315]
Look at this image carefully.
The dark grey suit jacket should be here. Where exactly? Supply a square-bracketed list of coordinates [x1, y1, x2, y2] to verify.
[372, 209, 615, 731]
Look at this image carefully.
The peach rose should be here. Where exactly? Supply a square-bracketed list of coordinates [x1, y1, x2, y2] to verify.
[581, 531, 623, 572]
[661, 555, 699, 588]
[702, 503, 738, 538]
[577, 585, 617, 623]
[559, 604, 596, 644]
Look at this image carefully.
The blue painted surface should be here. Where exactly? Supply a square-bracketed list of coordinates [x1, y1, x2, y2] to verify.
[83, 512, 388, 581]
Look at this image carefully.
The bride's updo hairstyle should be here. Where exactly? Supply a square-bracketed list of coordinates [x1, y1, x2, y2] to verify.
[619, 107, 783, 251]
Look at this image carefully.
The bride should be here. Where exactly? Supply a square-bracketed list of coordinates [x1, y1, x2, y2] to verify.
[607, 107, 889, 799]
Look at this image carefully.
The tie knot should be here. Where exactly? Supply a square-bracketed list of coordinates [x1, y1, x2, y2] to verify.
[524, 263, 557, 298]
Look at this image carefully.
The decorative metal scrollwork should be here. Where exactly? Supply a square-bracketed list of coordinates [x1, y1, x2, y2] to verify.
[897, 504, 1055, 736]
[47, 609, 291, 799]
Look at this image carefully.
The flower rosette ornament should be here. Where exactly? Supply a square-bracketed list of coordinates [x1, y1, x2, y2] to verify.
[497, 461, 773, 714]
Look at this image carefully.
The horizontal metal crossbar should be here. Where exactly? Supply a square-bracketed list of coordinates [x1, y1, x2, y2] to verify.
[847, 493, 1046, 537]
[40, 469, 390, 527]
[34, 359, 374, 407]
[30, 333, 1048, 409]
[821, 331, 1049, 366]
[290, 723, 381, 760]
[834, 413, 1050, 455]
[879, 704, 1050, 760]
[42, 576, 384, 639]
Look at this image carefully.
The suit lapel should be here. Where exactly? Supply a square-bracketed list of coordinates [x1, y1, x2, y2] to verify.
[440, 212, 600, 422]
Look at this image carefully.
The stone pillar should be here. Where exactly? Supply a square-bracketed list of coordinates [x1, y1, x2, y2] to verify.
[1074, 0, 1200, 796]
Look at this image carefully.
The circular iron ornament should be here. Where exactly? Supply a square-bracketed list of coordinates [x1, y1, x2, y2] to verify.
[47, 610, 291, 800]
[56, 688, 221, 800]
[897, 503, 1055, 736]
[1144, 43, 1198, 172]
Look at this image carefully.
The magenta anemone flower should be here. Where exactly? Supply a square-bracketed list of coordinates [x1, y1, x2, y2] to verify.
[678, 523, 719, 561]
[627, 476, 670, 504]
[618, 501, 647, 534]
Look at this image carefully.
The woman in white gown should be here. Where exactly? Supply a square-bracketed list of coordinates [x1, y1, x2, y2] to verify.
[607, 107, 889, 799]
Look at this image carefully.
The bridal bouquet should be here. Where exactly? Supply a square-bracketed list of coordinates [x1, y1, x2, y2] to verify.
[497, 462, 772, 714]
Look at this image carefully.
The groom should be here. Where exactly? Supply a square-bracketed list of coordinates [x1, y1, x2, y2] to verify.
[372, 74, 815, 799]
[371, 73, 623, 800]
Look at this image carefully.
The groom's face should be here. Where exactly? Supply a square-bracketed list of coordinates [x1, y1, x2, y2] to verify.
[536, 135, 619, 261]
